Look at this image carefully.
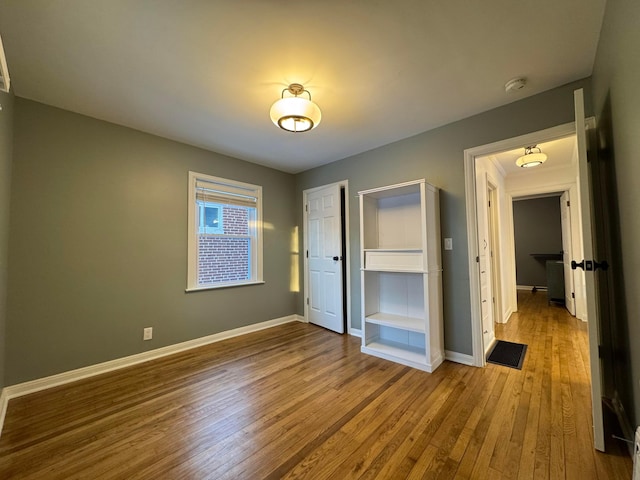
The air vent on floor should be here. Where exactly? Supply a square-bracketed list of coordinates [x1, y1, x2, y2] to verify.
[0, 33, 11, 93]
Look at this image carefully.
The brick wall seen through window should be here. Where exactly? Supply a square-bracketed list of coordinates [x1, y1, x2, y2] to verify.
[197, 205, 252, 285]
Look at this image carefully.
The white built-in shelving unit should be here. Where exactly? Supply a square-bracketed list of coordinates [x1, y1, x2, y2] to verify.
[359, 179, 443, 372]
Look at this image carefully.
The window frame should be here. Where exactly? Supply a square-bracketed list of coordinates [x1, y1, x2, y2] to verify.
[187, 171, 263, 291]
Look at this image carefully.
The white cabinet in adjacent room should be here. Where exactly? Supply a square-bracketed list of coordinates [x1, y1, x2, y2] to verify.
[359, 179, 443, 372]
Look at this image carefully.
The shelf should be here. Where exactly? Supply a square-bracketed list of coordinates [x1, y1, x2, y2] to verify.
[363, 248, 422, 252]
[362, 268, 426, 274]
[361, 340, 426, 366]
[365, 313, 425, 333]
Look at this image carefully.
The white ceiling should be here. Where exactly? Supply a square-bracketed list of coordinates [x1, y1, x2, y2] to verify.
[0, 0, 606, 173]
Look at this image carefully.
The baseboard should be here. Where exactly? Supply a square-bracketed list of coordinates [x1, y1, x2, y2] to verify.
[445, 350, 475, 366]
[349, 328, 362, 337]
[484, 333, 497, 356]
[517, 285, 548, 291]
[0, 314, 303, 437]
[500, 307, 514, 324]
[0, 388, 8, 438]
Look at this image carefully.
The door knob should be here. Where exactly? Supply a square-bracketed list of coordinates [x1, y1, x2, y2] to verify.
[594, 260, 609, 271]
[332, 256, 341, 261]
[572, 259, 609, 271]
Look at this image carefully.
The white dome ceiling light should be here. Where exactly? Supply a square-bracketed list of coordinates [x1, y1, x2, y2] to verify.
[270, 83, 322, 133]
[516, 145, 548, 168]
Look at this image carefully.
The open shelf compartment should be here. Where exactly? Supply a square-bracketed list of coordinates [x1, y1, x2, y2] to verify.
[365, 312, 425, 333]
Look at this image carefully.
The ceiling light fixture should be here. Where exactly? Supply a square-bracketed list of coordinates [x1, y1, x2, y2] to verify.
[516, 145, 548, 168]
[270, 83, 321, 133]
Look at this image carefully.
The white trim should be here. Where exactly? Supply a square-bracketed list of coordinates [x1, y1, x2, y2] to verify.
[361, 346, 443, 373]
[187, 171, 263, 290]
[349, 328, 362, 338]
[185, 280, 265, 292]
[484, 332, 497, 356]
[445, 350, 475, 366]
[464, 121, 579, 367]
[502, 306, 514, 324]
[0, 33, 10, 93]
[0, 388, 8, 438]
[0, 314, 303, 438]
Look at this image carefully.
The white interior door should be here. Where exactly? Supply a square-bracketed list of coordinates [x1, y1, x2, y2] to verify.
[575, 88, 605, 451]
[306, 184, 344, 333]
[560, 191, 576, 315]
[476, 172, 495, 352]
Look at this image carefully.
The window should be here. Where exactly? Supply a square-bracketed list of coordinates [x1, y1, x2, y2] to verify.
[187, 171, 263, 290]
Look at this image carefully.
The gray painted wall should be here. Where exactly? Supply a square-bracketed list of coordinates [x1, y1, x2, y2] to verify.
[513, 197, 562, 287]
[296, 79, 592, 356]
[0, 90, 13, 389]
[6, 98, 297, 385]
[592, 0, 640, 425]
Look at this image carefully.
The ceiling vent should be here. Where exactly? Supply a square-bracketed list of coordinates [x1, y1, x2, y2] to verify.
[0, 33, 10, 93]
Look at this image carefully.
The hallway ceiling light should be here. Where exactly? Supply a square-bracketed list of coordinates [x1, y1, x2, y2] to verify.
[270, 83, 321, 133]
[516, 145, 547, 168]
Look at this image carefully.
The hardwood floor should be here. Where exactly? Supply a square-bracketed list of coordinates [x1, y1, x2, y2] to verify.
[0, 292, 632, 479]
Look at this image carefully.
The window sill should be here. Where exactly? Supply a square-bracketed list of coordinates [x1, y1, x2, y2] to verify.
[185, 281, 265, 293]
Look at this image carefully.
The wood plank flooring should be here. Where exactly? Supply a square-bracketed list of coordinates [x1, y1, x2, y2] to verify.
[0, 291, 632, 479]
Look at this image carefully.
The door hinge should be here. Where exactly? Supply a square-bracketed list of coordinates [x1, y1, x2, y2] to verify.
[572, 292, 575, 298]
[476, 256, 479, 263]
[305, 204, 308, 212]
[566, 200, 570, 207]
[306, 297, 309, 305]
[306, 250, 308, 258]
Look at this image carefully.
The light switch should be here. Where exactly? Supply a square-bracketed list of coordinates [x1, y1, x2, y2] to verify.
[444, 238, 453, 250]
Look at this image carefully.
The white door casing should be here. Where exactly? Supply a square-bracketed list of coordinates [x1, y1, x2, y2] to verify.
[488, 183, 503, 325]
[305, 183, 344, 333]
[560, 191, 576, 315]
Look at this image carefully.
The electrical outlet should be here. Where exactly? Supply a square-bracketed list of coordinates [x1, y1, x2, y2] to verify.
[444, 238, 453, 250]
[143, 327, 153, 341]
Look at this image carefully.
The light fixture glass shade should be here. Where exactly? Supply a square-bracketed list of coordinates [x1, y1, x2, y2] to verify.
[516, 146, 547, 168]
[270, 96, 321, 133]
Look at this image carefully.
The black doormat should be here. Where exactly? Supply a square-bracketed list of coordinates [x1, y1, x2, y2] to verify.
[487, 340, 527, 369]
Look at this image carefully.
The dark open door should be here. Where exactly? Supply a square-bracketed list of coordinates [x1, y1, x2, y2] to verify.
[592, 93, 634, 444]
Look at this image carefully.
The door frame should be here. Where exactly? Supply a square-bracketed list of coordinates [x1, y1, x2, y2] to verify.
[560, 191, 577, 316]
[302, 180, 352, 334]
[507, 186, 582, 315]
[487, 181, 503, 328]
[464, 120, 593, 367]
